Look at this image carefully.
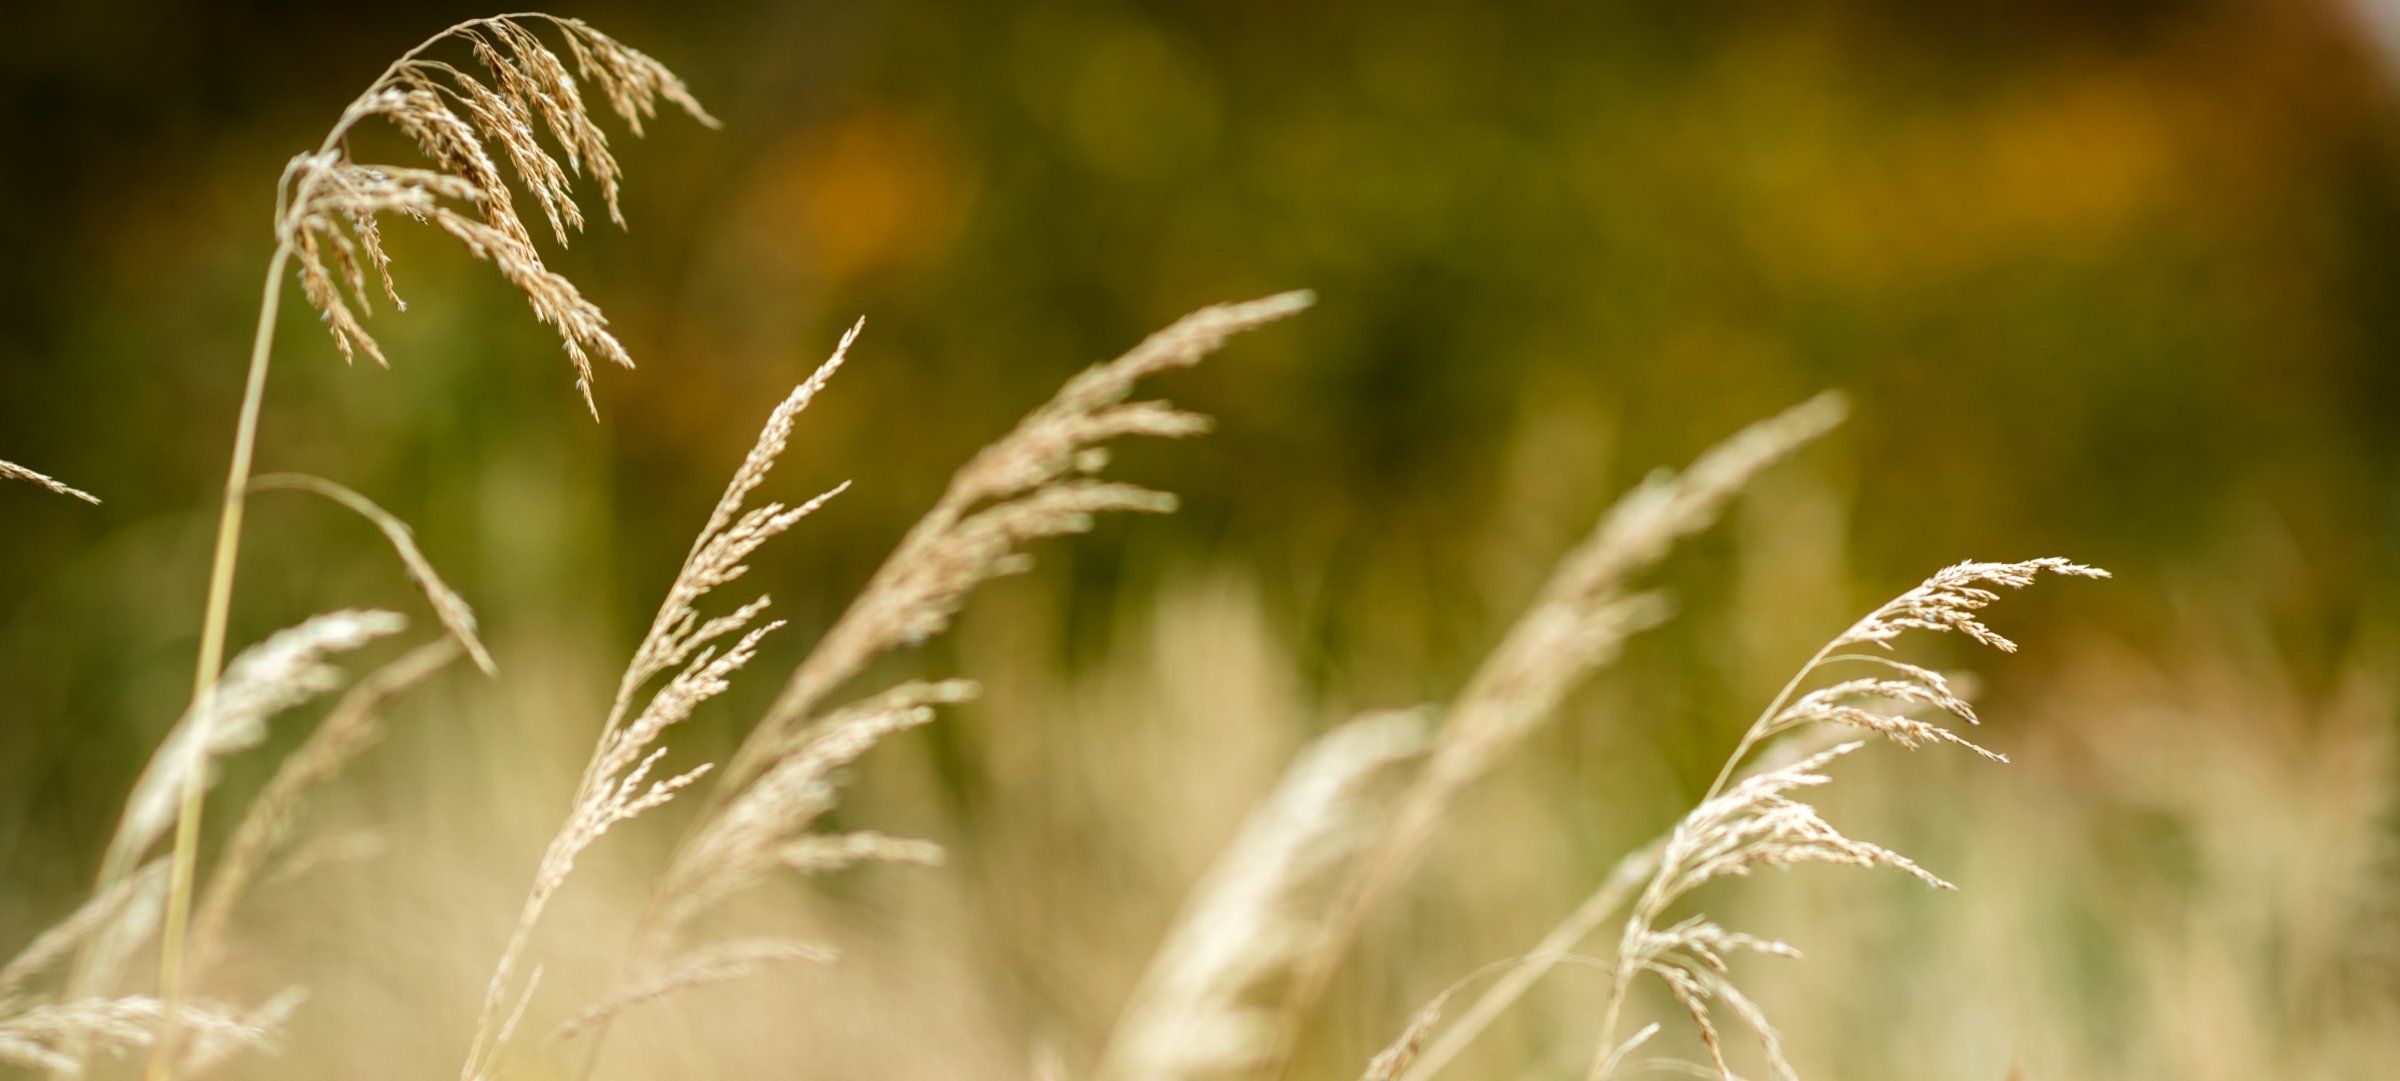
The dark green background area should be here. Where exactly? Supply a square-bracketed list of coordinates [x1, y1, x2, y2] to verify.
[2, 0, 2395, 903]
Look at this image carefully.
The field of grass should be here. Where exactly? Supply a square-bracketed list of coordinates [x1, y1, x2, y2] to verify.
[3, 5, 2396, 1080]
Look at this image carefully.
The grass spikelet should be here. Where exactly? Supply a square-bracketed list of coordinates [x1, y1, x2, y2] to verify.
[1700, 558, 2109, 798]
[1272, 393, 1849, 1053]
[146, 16, 709, 1075]
[1394, 731, 1857, 1081]
[654, 680, 972, 932]
[717, 291, 1315, 803]
[464, 326, 858, 1080]
[542, 291, 1305, 1052]
[1423, 392, 1853, 813]
[563, 294, 1313, 1064]
[1578, 559, 2109, 1081]
[1586, 744, 1914, 1081]
[277, 14, 712, 412]
[1833, 558, 2110, 654]
[0, 459, 99, 504]
[1096, 711, 1428, 1081]
[555, 681, 965, 1068]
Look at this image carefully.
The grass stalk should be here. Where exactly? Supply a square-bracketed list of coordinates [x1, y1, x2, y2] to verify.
[147, 244, 291, 1081]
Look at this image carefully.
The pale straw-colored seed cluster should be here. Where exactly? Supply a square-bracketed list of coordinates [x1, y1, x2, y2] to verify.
[468, 294, 1317, 1076]
[21, 14, 717, 1080]
[1353, 393, 1852, 918]
[722, 289, 1319, 796]
[1243, 393, 1850, 1058]
[1580, 558, 2108, 1081]
[1766, 674, 1999, 760]
[278, 15, 713, 413]
[652, 679, 967, 932]
[1088, 390, 2101, 1081]
[1837, 558, 2108, 653]
[608, 293, 1314, 1013]
[1599, 744, 1921, 1081]
[1093, 395, 1858, 1081]
[1340, 561, 2104, 1081]
[5, 10, 2136, 1079]
[463, 323, 860, 1081]
[688, 289, 1319, 880]
[4, 881, 172, 1075]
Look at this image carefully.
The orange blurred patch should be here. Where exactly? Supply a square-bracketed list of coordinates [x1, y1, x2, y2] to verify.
[749, 109, 977, 287]
[1969, 71, 2172, 244]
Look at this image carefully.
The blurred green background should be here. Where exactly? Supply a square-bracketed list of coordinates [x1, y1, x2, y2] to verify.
[1, 1, 2396, 1075]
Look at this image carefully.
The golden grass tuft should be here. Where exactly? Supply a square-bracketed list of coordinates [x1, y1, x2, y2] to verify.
[128, 16, 713, 1077]
[1262, 392, 1852, 1063]
[1580, 559, 2107, 1081]
[2, 12, 2172, 1081]
[278, 14, 713, 413]
[463, 322, 860, 1081]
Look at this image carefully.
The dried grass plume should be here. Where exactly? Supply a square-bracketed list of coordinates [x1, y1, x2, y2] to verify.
[276, 14, 714, 413]
[464, 323, 859, 1081]
[1270, 393, 1851, 1064]
[1581, 558, 2108, 1081]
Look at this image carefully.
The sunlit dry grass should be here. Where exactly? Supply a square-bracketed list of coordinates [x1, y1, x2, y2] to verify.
[2, 10, 2391, 1081]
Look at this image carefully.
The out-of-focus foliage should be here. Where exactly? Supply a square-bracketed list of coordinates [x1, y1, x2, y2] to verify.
[1, 1, 2394, 1078]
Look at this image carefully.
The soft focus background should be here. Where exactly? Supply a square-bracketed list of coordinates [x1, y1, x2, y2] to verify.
[2, 1, 2396, 1078]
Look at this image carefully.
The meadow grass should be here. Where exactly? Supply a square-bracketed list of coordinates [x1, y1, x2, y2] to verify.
[0, 12, 2218, 1081]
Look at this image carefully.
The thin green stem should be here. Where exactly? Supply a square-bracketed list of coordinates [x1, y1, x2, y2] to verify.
[147, 243, 290, 1081]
